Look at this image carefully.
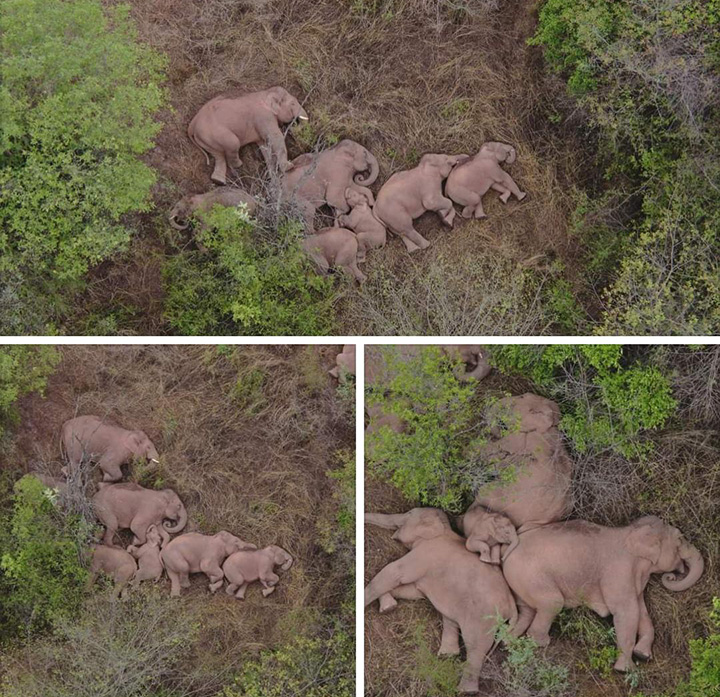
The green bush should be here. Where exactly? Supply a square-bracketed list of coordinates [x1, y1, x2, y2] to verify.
[163, 206, 337, 335]
[0, 476, 90, 640]
[0, 0, 166, 333]
[317, 449, 355, 557]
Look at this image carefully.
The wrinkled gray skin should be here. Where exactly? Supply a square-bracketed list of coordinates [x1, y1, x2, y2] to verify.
[168, 187, 258, 231]
[504, 516, 704, 672]
[283, 140, 380, 231]
[336, 187, 386, 262]
[330, 344, 356, 378]
[61, 415, 160, 483]
[161, 531, 257, 597]
[127, 524, 165, 586]
[302, 227, 366, 283]
[93, 482, 187, 548]
[223, 545, 293, 599]
[87, 544, 137, 598]
[188, 86, 308, 184]
[442, 345, 491, 382]
[373, 153, 470, 252]
[459, 504, 519, 564]
[365, 508, 518, 693]
[446, 141, 526, 219]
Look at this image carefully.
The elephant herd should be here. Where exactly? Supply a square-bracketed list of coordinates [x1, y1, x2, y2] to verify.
[365, 364, 705, 694]
[34, 415, 293, 599]
[168, 86, 526, 282]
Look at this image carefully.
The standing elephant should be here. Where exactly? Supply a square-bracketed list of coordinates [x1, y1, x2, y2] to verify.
[373, 153, 470, 252]
[365, 508, 517, 693]
[92, 482, 187, 548]
[459, 504, 518, 564]
[87, 544, 137, 598]
[445, 141, 526, 219]
[330, 344, 356, 379]
[283, 140, 380, 231]
[61, 415, 160, 482]
[223, 545, 294, 599]
[188, 86, 308, 184]
[127, 524, 165, 586]
[168, 187, 258, 231]
[336, 188, 386, 261]
[503, 516, 704, 672]
[161, 531, 257, 597]
[301, 227, 366, 283]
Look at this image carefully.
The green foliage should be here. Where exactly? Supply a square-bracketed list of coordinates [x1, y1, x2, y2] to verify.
[0, 0, 166, 332]
[412, 623, 462, 697]
[543, 276, 586, 333]
[163, 206, 337, 336]
[557, 608, 618, 677]
[491, 345, 677, 457]
[317, 449, 355, 556]
[221, 627, 354, 697]
[0, 476, 89, 640]
[0, 346, 59, 439]
[365, 346, 483, 512]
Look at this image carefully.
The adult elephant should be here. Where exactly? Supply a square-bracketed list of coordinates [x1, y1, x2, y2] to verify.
[365, 508, 517, 694]
[503, 516, 704, 672]
[93, 482, 187, 548]
[168, 187, 257, 231]
[283, 139, 379, 231]
[373, 153, 469, 252]
[188, 86, 309, 184]
[161, 531, 257, 597]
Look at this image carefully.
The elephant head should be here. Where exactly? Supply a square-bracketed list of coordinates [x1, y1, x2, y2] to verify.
[345, 186, 374, 208]
[461, 506, 518, 563]
[214, 530, 257, 556]
[334, 140, 379, 186]
[268, 545, 294, 571]
[266, 86, 309, 125]
[168, 196, 195, 231]
[129, 430, 160, 463]
[480, 141, 517, 164]
[419, 153, 471, 179]
[366, 508, 451, 550]
[160, 490, 188, 534]
[146, 524, 163, 547]
[626, 516, 704, 591]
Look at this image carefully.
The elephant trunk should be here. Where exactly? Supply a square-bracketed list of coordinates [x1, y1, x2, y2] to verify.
[501, 528, 520, 562]
[169, 213, 189, 230]
[281, 555, 294, 571]
[163, 505, 188, 534]
[354, 150, 379, 186]
[365, 512, 409, 529]
[505, 147, 517, 164]
[662, 541, 704, 591]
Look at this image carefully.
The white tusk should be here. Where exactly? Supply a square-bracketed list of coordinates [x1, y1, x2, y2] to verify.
[151, 458, 160, 464]
[298, 115, 309, 121]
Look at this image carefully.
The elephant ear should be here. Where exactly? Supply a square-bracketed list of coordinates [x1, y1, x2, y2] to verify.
[266, 87, 286, 115]
[626, 523, 663, 564]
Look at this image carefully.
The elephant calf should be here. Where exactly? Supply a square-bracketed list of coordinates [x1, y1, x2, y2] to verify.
[330, 344, 356, 379]
[336, 188, 386, 262]
[88, 544, 137, 598]
[168, 187, 257, 231]
[223, 545, 293, 599]
[302, 227, 366, 283]
[504, 516, 704, 673]
[441, 345, 491, 382]
[127, 524, 165, 586]
[459, 504, 518, 564]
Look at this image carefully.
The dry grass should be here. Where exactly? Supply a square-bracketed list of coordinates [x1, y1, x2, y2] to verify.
[6, 344, 354, 695]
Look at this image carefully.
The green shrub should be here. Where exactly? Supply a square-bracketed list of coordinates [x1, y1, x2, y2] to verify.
[163, 206, 337, 335]
[412, 623, 462, 697]
[557, 608, 618, 677]
[0, 476, 90, 640]
[317, 450, 355, 557]
[0, 0, 166, 333]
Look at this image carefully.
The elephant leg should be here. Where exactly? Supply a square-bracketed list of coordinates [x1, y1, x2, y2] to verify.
[98, 455, 123, 482]
[102, 520, 118, 547]
[491, 182, 511, 203]
[378, 583, 423, 613]
[489, 544, 502, 565]
[450, 185, 481, 219]
[633, 594, 655, 660]
[129, 518, 149, 546]
[439, 615, 461, 656]
[526, 605, 559, 647]
[498, 172, 526, 201]
[85, 569, 99, 592]
[208, 149, 229, 185]
[167, 568, 183, 597]
[225, 581, 240, 596]
[326, 185, 350, 214]
[423, 194, 456, 227]
[611, 601, 641, 672]
[263, 129, 289, 172]
[401, 226, 430, 252]
[200, 560, 225, 593]
[365, 557, 419, 607]
[511, 603, 536, 638]
[235, 582, 249, 599]
[342, 260, 367, 284]
[458, 620, 495, 693]
[356, 234, 369, 263]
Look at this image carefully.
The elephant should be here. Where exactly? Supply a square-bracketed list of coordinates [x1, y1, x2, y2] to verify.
[223, 545, 294, 599]
[330, 344, 356, 378]
[365, 508, 518, 693]
[365, 403, 406, 437]
[92, 482, 187, 548]
[31, 472, 68, 495]
[188, 86, 308, 184]
[503, 516, 704, 673]
[473, 393, 574, 530]
[458, 504, 518, 564]
[283, 140, 380, 231]
[168, 187, 258, 231]
[373, 153, 470, 252]
[441, 345, 491, 382]
[160, 531, 257, 597]
[127, 524, 165, 586]
[61, 415, 159, 483]
[301, 227, 366, 283]
[336, 187, 386, 262]
[445, 141, 526, 219]
[87, 544, 137, 598]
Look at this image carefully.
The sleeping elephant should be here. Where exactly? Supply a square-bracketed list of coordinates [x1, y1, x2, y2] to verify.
[223, 545, 293, 599]
[441, 345, 491, 382]
[301, 227, 366, 283]
[373, 153, 470, 252]
[160, 531, 257, 597]
[127, 524, 165, 586]
[168, 187, 258, 231]
[445, 141, 526, 219]
[504, 516, 704, 672]
[283, 139, 379, 231]
[459, 504, 518, 564]
[188, 86, 308, 184]
[330, 344, 356, 379]
[87, 544, 137, 598]
[365, 508, 518, 693]
[336, 187, 387, 261]
[92, 482, 187, 548]
[61, 415, 160, 482]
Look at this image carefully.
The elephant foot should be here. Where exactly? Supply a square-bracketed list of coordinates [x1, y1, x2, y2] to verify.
[474, 211, 487, 220]
[438, 644, 460, 657]
[527, 630, 551, 647]
[379, 595, 398, 613]
[613, 656, 635, 673]
[357, 252, 367, 263]
[211, 177, 227, 186]
[461, 206, 475, 219]
[499, 192, 511, 204]
[440, 212, 455, 227]
[458, 676, 479, 694]
[208, 580, 224, 593]
[517, 191, 527, 201]
[632, 645, 652, 661]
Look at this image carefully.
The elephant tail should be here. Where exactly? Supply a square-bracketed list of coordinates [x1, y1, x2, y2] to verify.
[187, 115, 211, 166]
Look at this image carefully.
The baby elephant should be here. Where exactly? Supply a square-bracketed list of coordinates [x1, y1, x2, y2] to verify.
[127, 524, 165, 586]
[330, 344, 356, 379]
[61, 415, 159, 482]
[302, 227, 366, 283]
[223, 545, 294, 599]
[336, 188, 386, 262]
[88, 544, 138, 598]
[459, 503, 518, 564]
[168, 187, 258, 230]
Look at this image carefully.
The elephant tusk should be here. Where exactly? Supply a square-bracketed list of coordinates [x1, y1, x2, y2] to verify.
[298, 115, 309, 121]
[150, 458, 160, 463]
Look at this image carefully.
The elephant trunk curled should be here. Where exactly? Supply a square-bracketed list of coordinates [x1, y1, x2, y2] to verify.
[354, 150, 379, 186]
[662, 541, 704, 591]
[163, 505, 188, 534]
